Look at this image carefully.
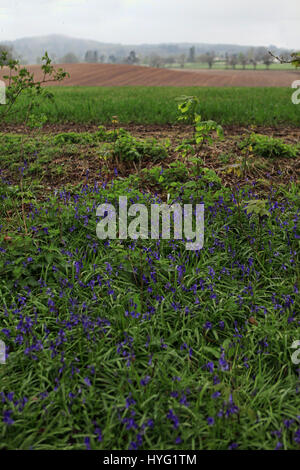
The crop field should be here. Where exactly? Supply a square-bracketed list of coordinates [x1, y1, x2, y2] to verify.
[0, 62, 300, 450]
[2, 86, 300, 127]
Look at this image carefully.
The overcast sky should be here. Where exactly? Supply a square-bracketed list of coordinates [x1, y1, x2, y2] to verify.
[0, 0, 299, 48]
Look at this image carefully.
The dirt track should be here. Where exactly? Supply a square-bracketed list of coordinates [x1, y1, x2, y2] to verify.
[1, 63, 299, 87]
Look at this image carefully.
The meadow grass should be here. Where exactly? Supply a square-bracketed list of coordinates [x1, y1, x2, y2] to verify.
[3, 86, 300, 126]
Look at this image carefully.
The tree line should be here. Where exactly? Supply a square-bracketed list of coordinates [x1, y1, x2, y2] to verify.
[68, 46, 296, 70]
[0, 44, 297, 69]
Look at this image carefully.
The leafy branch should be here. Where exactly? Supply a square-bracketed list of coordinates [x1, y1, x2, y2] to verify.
[0, 51, 69, 120]
[268, 50, 300, 68]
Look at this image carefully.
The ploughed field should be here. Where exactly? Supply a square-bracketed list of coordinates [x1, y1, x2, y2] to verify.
[1, 63, 299, 87]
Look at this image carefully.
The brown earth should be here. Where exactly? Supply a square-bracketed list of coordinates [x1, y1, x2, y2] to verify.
[0, 124, 299, 193]
[1, 63, 299, 87]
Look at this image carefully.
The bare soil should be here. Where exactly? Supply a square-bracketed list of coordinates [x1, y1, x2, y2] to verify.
[1, 63, 299, 87]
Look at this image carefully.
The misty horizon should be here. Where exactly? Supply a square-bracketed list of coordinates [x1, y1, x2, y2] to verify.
[2, 33, 294, 66]
[0, 0, 299, 50]
[1, 33, 295, 51]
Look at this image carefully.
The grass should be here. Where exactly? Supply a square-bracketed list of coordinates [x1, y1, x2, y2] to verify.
[2, 86, 300, 126]
[0, 124, 299, 450]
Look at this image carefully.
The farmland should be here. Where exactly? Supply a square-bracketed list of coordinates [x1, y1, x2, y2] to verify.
[1, 86, 300, 127]
[1, 63, 299, 87]
[0, 62, 299, 451]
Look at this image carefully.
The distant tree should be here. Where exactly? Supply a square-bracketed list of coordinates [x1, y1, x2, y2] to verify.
[229, 54, 238, 69]
[178, 53, 186, 69]
[238, 53, 248, 69]
[188, 46, 196, 63]
[85, 50, 98, 63]
[164, 56, 175, 66]
[99, 54, 106, 63]
[207, 52, 215, 69]
[225, 52, 230, 69]
[126, 50, 139, 65]
[247, 48, 257, 69]
[108, 55, 117, 64]
[254, 47, 268, 63]
[199, 52, 215, 69]
[60, 52, 79, 64]
[262, 53, 273, 69]
[149, 54, 164, 68]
